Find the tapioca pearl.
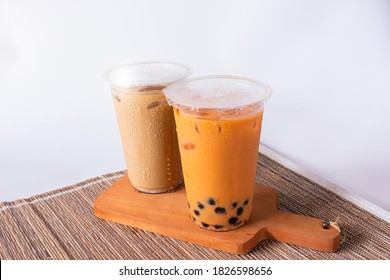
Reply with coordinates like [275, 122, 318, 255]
[215, 207, 226, 215]
[214, 225, 224, 230]
[201, 222, 209, 228]
[208, 198, 216, 205]
[236, 207, 244, 216]
[197, 202, 204, 209]
[231, 202, 238, 209]
[228, 217, 238, 225]
[195, 124, 200, 134]
[194, 210, 200, 216]
[199, 111, 209, 117]
[147, 100, 160, 109]
[244, 199, 249, 206]
[181, 142, 196, 150]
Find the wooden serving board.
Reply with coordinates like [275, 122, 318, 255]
[94, 174, 340, 254]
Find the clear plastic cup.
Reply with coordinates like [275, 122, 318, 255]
[104, 62, 192, 193]
[164, 75, 272, 230]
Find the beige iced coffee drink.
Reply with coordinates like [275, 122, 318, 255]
[104, 62, 192, 193]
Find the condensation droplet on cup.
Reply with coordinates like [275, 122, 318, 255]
[141, 168, 151, 179]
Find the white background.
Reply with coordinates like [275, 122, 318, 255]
[1, 0, 389, 211]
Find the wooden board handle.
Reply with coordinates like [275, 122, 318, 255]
[266, 210, 340, 252]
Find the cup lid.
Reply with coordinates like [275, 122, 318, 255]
[163, 75, 272, 110]
[103, 61, 192, 90]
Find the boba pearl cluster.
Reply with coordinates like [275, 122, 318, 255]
[188, 197, 250, 231]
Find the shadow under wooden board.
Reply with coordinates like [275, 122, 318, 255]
[94, 174, 340, 254]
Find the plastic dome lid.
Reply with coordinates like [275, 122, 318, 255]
[103, 61, 192, 90]
[163, 75, 272, 110]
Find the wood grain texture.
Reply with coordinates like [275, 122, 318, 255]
[94, 174, 340, 254]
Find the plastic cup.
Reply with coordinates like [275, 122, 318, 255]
[104, 62, 192, 193]
[164, 75, 272, 231]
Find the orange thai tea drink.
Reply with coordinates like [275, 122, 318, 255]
[164, 76, 272, 231]
[104, 62, 192, 193]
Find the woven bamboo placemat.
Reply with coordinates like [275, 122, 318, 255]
[1, 153, 389, 260]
